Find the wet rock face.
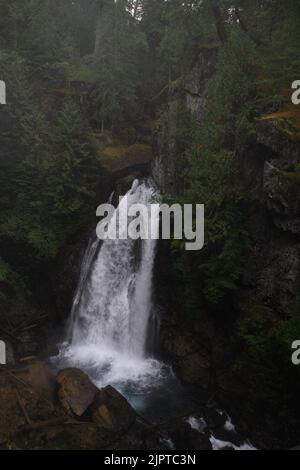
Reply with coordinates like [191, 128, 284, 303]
[56, 368, 98, 417]
[91, 386, 136, 433]
[183, 48, 219, 122]
[52, 236, 89, 322]
[160, 327, 211, 386]
[0, 364, 166, 450]
[257, 119, 300, 169]
[262, 163, 300, 219]
[170, 421, 212, 450]
[152, 99, 185, 195]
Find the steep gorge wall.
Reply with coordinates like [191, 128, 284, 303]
[152, 47, 219, 194]
[152, 46, 300, 319]
[152, 47, 300, 448]
[242, 120, 300, 315]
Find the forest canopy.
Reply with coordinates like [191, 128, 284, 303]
[0, 0, 299, 310]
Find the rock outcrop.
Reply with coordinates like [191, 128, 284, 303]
[241, 117, 300, 315]
[56, 368, 98, 417]
[160, 326, 211, 386]
[152, 47, 219, 194]
[170, 421, 212, 450]
[91, 385, 136, 433]
[151, 45, 300, 449]
[98, 143, 153, 178]
[183, 46, 219, 122]
[0, 364, 164, 450]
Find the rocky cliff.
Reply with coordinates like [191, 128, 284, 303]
[152, 46, 300, 449]
[152, 44, 300, 319]
[242, 118, 300, 315]
[152, 46, 219, 194]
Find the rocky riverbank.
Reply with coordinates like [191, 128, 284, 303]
[0, 360, 162, 450]
[0, 355, 255, 450]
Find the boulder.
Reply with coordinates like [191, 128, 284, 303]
[91, 385, 136, 433]
[170, 421, 212, 450]
[203, 409, 226, 430]
[0, 365, 164, 450]
[56, 368, 98, 417]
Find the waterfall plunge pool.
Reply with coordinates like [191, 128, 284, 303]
[55, 340, 205, 423]
[52, 178, 255, 449]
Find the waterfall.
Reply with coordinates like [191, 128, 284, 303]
[66, 191, 115, 343]
[67, 234, 100, 343]
[58, 178, 166, 390]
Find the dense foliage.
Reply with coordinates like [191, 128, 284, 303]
[164, 1, 300, 310]
[0, 0, 299, 449]
[0, 1, 299, 325]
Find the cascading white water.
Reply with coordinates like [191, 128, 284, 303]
[67, 234, 100, 343]
[58, 178, 167, 390]
[55, 178, 253, 437]
[71, 178, 159, 355]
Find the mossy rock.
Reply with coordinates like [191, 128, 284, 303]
[170, 79, 183, 94]
[260, 106, 300, 141]
[97, 143, 153, 175]
[280, 171, 300, 186]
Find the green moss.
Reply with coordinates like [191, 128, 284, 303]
[66, 65, 97, 84]
[234, 291, 278, 358]
[97, 143, 153, 173]
[97, 145, 130, 160]
[260, 106, 300, 141]
[143, 119, 158, 131]
[281, 171, 300, 185]
[125, 143, 153, 159]
[170, 79, 183, 93]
